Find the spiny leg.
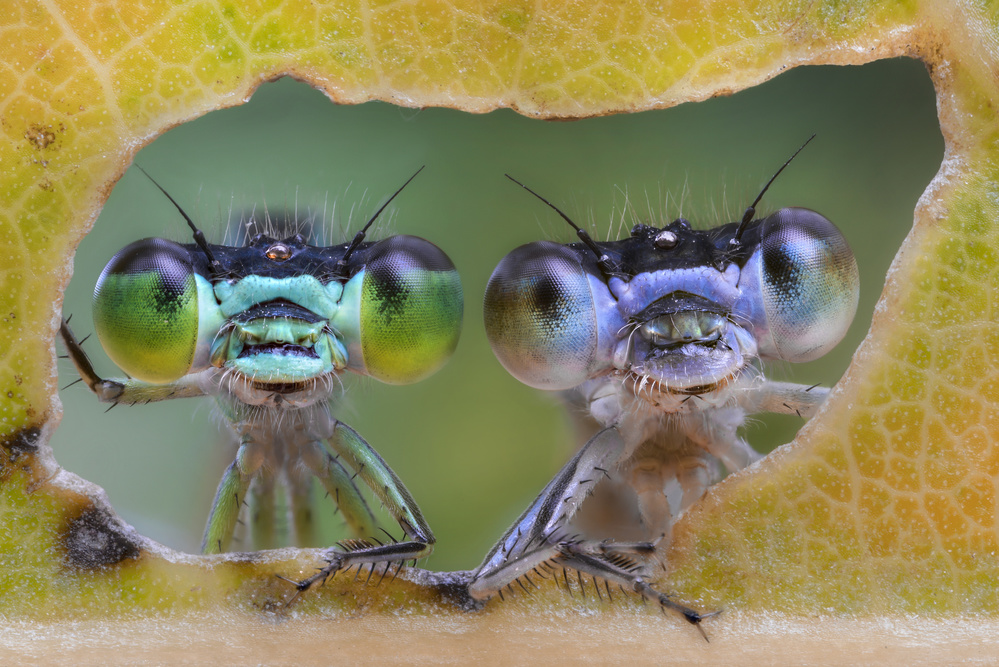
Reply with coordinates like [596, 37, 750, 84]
[469, 426, 628, 601]
[327, 422, 434, 553]
[469, 542, 563, 600]
[467, 425, 713, 636]
[300, 439, 378, 541]
[280, 441, 381, 595]
[592, 539, 660, 557]
[745, 380, 829, 419]
[686, 381, 830, 475]
[553, 547, 715, 640]
[202, 439, 265, 554]
[288, 423, 434, 593]
[471, 532, 713, 639]
[59, 319, 206, 404]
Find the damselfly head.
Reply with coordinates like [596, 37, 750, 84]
[485, 144, 858, 395]
[91, 167, 462, 393]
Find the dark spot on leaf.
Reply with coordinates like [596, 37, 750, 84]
[0, 425, 40, 464]
[409, 568, 480, 610]
[62, 505, 141, 571]
[25, 124, 57, 150]
[222, 549, 270, 565]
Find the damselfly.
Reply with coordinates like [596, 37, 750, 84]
[60, 168, 463, 583]
[469, 140, 859, 633]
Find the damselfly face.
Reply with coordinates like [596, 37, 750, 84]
[94, 231, 462, 398]
[61, 171, 463, 586]
[484, 208, 858, 395]
[469, 150, 859, 633]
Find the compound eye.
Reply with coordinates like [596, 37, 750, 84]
[758, 208, 859, 362]
[354, 235, 463, 385]
[93, 238, 201, 383]
[484, 241, 598, 390]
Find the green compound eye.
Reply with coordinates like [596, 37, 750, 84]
[337, 235, 463, 385]
[93, 238, 203, 384]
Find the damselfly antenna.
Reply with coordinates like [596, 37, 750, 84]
[732, 134, 816, 245]
[335, 166, 425, 276]
[505, 175, 615, 273]
[134, 165, 220, 272]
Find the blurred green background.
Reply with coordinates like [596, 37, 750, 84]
[52, 58, 942, 571]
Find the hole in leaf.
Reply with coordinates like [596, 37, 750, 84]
[53, 58, 942, 571]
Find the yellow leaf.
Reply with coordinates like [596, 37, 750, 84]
[2, 0, 998, 659]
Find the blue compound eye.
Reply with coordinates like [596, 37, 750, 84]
[757, 208, 860, 362]
[483, 241, 600, 390]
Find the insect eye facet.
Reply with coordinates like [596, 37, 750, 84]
[344, 235, 463, 385]
[93, 238, 207, 383]
[483, 241, 600, 390]
[756, 207, 859, 362]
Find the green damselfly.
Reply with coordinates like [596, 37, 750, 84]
[60, 168, 463, 585]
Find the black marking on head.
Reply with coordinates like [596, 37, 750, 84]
[582, 218, 759, 279]
[188, 234, 345, 283]
[541, 137, 818, 284]
[61, 505, 141, 571]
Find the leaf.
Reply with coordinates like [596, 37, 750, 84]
[1, 0, 998, 658]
